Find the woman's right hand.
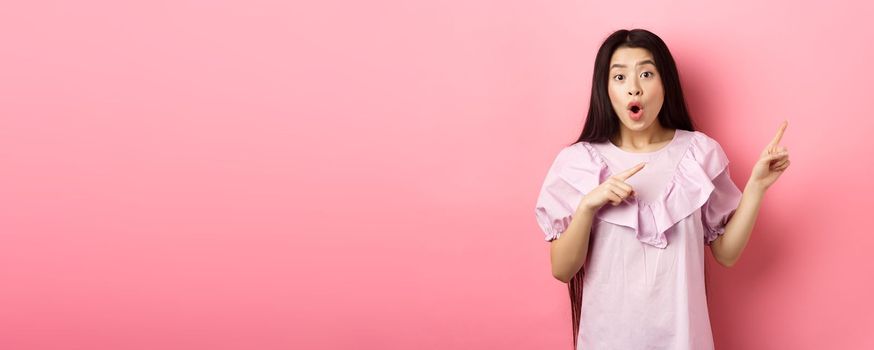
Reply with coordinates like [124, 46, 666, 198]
[578, 162, 646, 211]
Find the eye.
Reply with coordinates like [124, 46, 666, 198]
[613, 74, 624, 81]
[641, 71, 654, 78]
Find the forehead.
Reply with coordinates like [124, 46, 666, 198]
[609, 47, 655, 67]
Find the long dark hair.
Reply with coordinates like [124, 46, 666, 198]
[574, 28, 696, 145]
[567, 29, 706, 349]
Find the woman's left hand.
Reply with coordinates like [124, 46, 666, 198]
[748, 120, 790, 192]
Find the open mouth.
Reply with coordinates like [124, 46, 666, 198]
[627, 101, 643, 120]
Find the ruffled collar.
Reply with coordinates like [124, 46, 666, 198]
[559, 130, 730, 249]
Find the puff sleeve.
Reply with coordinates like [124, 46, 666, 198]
[534, 147, 579, 241]
[534, 144, 603, 242]
[701, 143, 743, 246]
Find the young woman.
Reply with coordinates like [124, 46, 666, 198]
[534, 29, 790, 349]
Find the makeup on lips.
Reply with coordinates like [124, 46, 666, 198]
[627, 101, 643, 121]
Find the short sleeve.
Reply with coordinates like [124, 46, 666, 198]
[534, 148, 582, 242]
[701, 144, 743, 246]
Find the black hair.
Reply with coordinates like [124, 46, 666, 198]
[566, 28, 704, 349]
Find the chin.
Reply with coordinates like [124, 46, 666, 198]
[620, 117, 654, 130]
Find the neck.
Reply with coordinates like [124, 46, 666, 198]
[612, 124, 675, 151]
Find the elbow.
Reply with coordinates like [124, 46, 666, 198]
[549, 238, 584, 283]
[716, 256, 737, 268]
[711, 238, 738, 268]
[552, 269, 571, 283]
[551, 262, 581, 283]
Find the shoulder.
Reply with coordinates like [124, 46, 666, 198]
[544, 141, 605, 178]
[551, 141, 603, 167]
[548, 142, 581, 164]
[688, 130, 730, 156]
[541, 142, 606, 193]
[684, 130, 732, 176]
[689, 130, 722, 148]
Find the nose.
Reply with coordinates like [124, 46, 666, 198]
[627, 78, 642, 96]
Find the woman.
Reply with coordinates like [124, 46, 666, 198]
[534, 28, 790, 349]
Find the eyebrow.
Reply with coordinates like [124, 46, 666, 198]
[610, 59, 656, 70]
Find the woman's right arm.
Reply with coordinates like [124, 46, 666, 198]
[549, 162, 646, 283]
[549, 204, 597, 283]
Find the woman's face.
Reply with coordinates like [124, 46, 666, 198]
[607, 47, 665, 132]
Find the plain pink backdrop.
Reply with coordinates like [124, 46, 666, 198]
[1, 0, 872, 349]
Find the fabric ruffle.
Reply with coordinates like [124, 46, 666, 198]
[546, 131, 735, 248]
[534, 142, 610, 241]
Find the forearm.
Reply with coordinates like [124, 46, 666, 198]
[550, 205, 596, 283]
[713, 182, 767, 267]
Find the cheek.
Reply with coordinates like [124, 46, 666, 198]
[607, 83, 623, 103]
[650, 80, 665, 97]
[644, 82, 664, 102]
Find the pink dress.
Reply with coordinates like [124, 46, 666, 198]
[534, 129, 742, 349]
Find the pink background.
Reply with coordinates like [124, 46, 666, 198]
[1, 0, 872, 349]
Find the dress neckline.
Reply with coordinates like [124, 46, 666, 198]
[583, 129, 691, 206]
[569, 129, 729, 249]
[607, 129, 680, 155]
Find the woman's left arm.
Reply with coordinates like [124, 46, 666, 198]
[711, 121, 790, 267]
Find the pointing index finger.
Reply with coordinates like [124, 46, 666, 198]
[615, 162, 646, 181]
[770, 120, 788, 147]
